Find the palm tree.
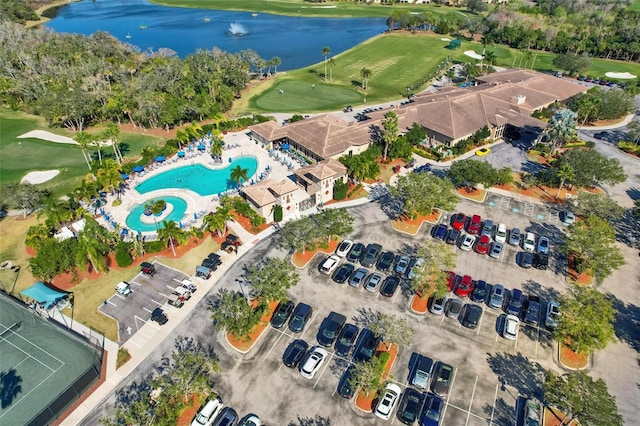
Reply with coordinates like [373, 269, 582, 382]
[321, 46, 331, 82]
[210, 136, 223, 158]
[74, 177, 100, 204]
[546, 109, 578, 159]
[74, 131, 94, 171]
[555, 164, 576, 199]
[102, 122, 123, 164]
[349, 155, 370, 182]
[158, 220, 183, 256]
[97, 159, 122, 197]
[271, 56, 281, 75]
[360, 68, 371, 91]
[328, 58, 335, 82]
[75, 229, 109, 273]
[229, 165, 249, 187]
[381, 111, 399, 161]
[175, 129, 189, 150]
[25, 223, 52, 250]
[483, 50, 498, 67]
[203, 211, 227, 237]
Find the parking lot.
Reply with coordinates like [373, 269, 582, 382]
[99, 262, 190, 342]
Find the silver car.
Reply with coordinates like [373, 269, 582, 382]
[429, 296, 447, 315]
[489, 242, 503, 259]
[460, 234, 475, 251]
[508, 228, 520, 246]
[364, 272, 383, 292]
[349, 268, 368, 288]
[489, 284, 505, 309]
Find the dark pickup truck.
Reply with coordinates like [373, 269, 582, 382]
[524, 296, 541, 324]
[221, 234, 241, 252]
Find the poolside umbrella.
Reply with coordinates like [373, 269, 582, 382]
[133, 165, 144, 172]
[282, 143, 290, 151]
[156, 156, 165, 162]
[228, 157, 232, 163]
[194, 212, 198, 220]
[179, 221, 183, 228]
[198, 143, 205, 151]
[178, 151, 185, 158]
[121, 229, 129, 235]
[121, 173, 128, 180]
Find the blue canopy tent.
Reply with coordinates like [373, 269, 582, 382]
[198, 143, 206, 151]
[281, 143, 290, 151]
[133, 165, 144, 172]
[178, 151, 186, 158]
[156, 156, 165, 162]
[20, 282, 69, 309]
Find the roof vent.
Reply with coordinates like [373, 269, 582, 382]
[512, 94, 526, 105]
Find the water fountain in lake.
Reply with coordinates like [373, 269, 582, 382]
[227, 23, 248, 36]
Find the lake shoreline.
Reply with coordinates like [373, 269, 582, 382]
[25, 0, 73, 28]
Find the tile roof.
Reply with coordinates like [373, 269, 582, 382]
[241, 178, 299, 208]
[295, 158, 347, 182]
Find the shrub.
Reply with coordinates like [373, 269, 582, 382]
[348, 183, 363, 198]
[144, 240, 165, 253]
[116, 348, 131, 369]
[112, 199, 122, 207]
[617, 141, 640, 154]
[532, 143, 550, 156]
[585, 140, 595, 148]
[333, 180, 348, 200]
[114, 242, 133, 267]
[273, 204, 283, 222]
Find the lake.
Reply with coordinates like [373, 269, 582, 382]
[45, 0, 386, 70]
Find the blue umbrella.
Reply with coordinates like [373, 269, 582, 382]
[156, 156, 165, 162]
[133, 165, 144, 172]
[121, 173, 128, 180]
[121, 228, 129, 235]
[177, 151, 185, 158]
[179, 221, 183, 228]
[198, 144, 205, 151]
[194, 212, 198, 220]
[228, 157, 232, 163]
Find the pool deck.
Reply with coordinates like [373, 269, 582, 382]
[97, 130, 301, 237]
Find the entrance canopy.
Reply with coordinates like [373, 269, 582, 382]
[20, 282, 69, 309]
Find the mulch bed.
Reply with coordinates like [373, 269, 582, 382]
[354, 342, 399, 412]
[544, 406, 580, 426]
[565, 254, 594, 286]
[559, 343, 589, 370]
[177, 394, 202, 426]
[456, 187, 487, 202]
[231, 210, 270, 235]
[227, 300, 279, 352]
[410, 294, 428, 314]
[391, 210, 441, 235]
[291, 239, 340, 268]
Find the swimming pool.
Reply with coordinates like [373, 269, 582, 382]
[135, 156, 258, 196]
[125, 196, 187, 232]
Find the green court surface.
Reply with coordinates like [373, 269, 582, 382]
[0, 295, 101, 425]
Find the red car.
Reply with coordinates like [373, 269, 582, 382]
[445, 271, 458, 292]
[451, 213, 466, 231]
[455, 275, 474, 298]
[467, 214, 482, 235]
[475, 235, 491, 254]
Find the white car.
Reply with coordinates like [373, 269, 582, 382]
[460, 234, 476, 251]
[495, 223, 507, 243]
[561, 211, 575, 226]
[238, 414, 262, 426]
[523, 232, 536, 252]
[545, 301, 560, 329]
[407, 258, 425, 279]
[335, 239, 353, 258]
[299, 347, 328, 379]
[191, 397, 223, 426]
[319, 255, 340, 275]
[374, 383, 402, 420]
[503, 314, 520, 340]
[115, 281, 131, 296]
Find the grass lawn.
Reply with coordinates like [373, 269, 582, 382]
[0, 108, 165, 197]
[240, 32, 640, 115]
[152, 0, 463, 18]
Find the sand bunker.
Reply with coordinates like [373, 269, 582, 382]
[21, 170, 60, 184]
[464, 50, 484, 60]
[18, 130, 77, 144]
[441, 37, 452, 42]
[604, 72, 637, 80]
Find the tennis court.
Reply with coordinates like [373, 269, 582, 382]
[0, 295, 102, 425]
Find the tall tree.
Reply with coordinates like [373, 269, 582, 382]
[546, 109, 577, 159]
[102, 122, 123, 164]
[210, 291, 267, 337]
[391, 173, 458, 219]
[321, 46, 331, 82]
[553, 149, 626, 188]
[554, 163, 575, 199]
[157, 220, 184, 256]
[245, 257, 299, 302]
[74, 131, 95, 171]
[544, 370, 622, 426]
[229, 165, 249, 187]
[317, 208, 354, 240]
[569, 191, 625, 221]
[381, 111, 399, 161]
[369, 312, 416, 351]
[410, 240, 456, 299]
[360, 68, 371, 91]
[328, 58, 335, 82]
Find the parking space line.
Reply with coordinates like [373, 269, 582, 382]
[127, 339, 142, 348]
[476, 310, 484, 336]
[523, 203, 534, 216]
[299, 313, 318, 339]
[106, 300, 117, 306]
[129, 280, 142, 286]
[157, 292, 169, 298]
[535, 327, 540, 357]
[142, 307, 153, 314]
[391, 289, 401, 304]
[441, 367, 456, 422]
[465, 376, 478, 426]
[114, 294, 127, 300]
[150, 298, 164, 306]
[489, 383, 499, 426]
[261, 329, 285, 363]
[314, 353, 334, 388]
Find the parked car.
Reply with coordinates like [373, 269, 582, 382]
[455, 275, 474, 298]
[151, 307, 168, 325]
[467, 214, 482, 234]
[374, 383, 402, 420]
[481, 219, 494, 237]
[460, 234, 476, 251]
[411, 354, 434, 389]
[503, 314, 520, 340]
[407, 258, 424, 279]
[445, 298, 463, 319]
[288, 303, 313, 333]
[523, 232, 536, 252]
[335, 323, 359, 356]
[489, 284, 505, 309]
[140, 261, 156, 276]
[545, 301, 561, 329]
[420, 394, 444, 426]
[451, 212, 466, 230]
[299, 346, 329, 379]
[519, 252, 534, 269]
[533, 253, 549, 270]
[524, 296, 541, 324]
[495, 223, 507, 243]
[445, 228, 461, 245]
[475, 235, 491, 254]
[508, 228, 521, 246]
[429, 296, 447, 315]
[524, 399, 541, 426]
[282, 339, 309, 368]
[270, 300, 294, 329]
[431, 362, 454, 397]
[115, 281, 131, 296]
[317, 312, 346, 347]
[377, 251, 396, 272]
[168, 293, 184, 308]
[361, 243, 383, 267]
[319, 255, 340, 275]
[212, 407, 238, 426]
[489, 242, 503, 259]
[364, 272, 383, 292]
[349, 268, 368, 288]
[332, 263, 355, 284]
[395, 255, 411, 275]
[354, 329, 381, 362]
[561, 211, 575, 226]
[506, 289, 524, 316]
[335, 239, 353, 257]
[433, 224, 448, 240]
[347, 243, 365, 263]
[462, 304, 483, 329]
[537, 236, 550, 254]
[191, 397, 223, 426]
[446, 271, 458, 292]
[380, 276, 401, 297]
[337, 365, 357, 399]
[238, 414, 261, 426]
[471, 280, 487, 303]
[397, 388, 425, 425]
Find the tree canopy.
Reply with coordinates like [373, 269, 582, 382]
[410, 240, 456, 299]
[210, 291, 267, 338]
[245, 257, 299, 303]
[278, 209, 354, 253]
[369, 312, 415, 350]
[552, 149, 626, 188]
[569, 191, 625, 221]
[448, 159, 512, 188]
[554, 286, 617, 355]
[391, 172, 458, 220]
[544, 370, 622, 426]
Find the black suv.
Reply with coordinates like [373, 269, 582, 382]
[533, 253, 549, 270]
[346, 243, 365, 263]
[270, 300, 294, 329]
[283, 339, 308, 368]
[141, 261, 156, 276]
[361, 243, 382, 268]
[150, 307, 168, 325]
[288, 303, 313, 333]
[354, 329, 381, 362]
[317, 312, 346, 347]
[376, 251, 395, 272]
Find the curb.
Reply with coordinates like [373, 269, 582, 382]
[390, 210, 442, 236]
[554, 341, 592, 371]
[456, 188, 487, 204]
[225, 323, 271, 355]
[408, 294, 428, 316]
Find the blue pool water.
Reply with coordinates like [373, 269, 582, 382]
[126, 196, 187, 232]
[135, 156, 258, 196]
